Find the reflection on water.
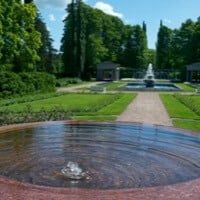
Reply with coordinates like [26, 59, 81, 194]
[0, 123, 200, 189]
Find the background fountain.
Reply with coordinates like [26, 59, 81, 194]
[143, 63, 155, 87]
[119, 63, 181, 91]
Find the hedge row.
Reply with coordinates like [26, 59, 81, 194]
[0, 72, 56, 98]
[0, 106, 72, 126]
[56, 78, 82, 87]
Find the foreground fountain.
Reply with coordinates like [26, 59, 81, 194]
[0, 121, 200, 199]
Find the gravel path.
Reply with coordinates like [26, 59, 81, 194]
[117, 92, 172, 126]
[57, 82, 102, 92]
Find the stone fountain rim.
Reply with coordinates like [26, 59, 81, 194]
[0, 120, 199, 138]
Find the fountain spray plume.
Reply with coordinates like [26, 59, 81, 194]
[143, 63, 155, 87]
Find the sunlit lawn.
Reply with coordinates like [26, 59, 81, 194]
[0, 93, 136, 121]
[160, 94, 200, 131]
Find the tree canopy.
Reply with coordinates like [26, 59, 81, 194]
[61, 0, 149, 80]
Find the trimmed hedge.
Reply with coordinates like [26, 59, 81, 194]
[0, 72, 56, 98]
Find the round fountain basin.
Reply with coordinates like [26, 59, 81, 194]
[0, 122, 200, 190]
[119, 82, 181, 91]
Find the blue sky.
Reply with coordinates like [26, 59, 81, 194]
[35, 0, 200, 51]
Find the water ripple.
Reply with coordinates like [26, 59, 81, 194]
[0, 122, 200, 189]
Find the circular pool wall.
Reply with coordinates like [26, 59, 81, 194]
[0, 122, 200, 190]
[118, 82, 181, 91]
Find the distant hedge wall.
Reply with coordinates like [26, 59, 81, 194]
[0, 72, 56, 98]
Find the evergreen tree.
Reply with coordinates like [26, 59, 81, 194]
[156, 21, 173, 69]
[122, 24, 148, 69]
[193, 17, 200, 62]
[61, 0, 77, 77]
[76, 0, 86, 78]
[35, 12, 55, 73]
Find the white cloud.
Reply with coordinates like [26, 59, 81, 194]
[94, 2, 123, 19]
[48, 14, 56, 22]
[35, 0, 71, 9]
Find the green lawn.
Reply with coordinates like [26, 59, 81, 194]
[0, 93, 136, 124]
[176, 83, 196, 92]
[160, 94, 200, 131]
[0, 93, 120, 112]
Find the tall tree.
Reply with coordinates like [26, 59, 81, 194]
[76, 0, 86, 78]
[156, 20, 173, 69]
[192, 17, 200, 62]
[61, 0, 77, 77]
[0, 2, 4, 60]
[169, 19, 196, 80]
[122, 24, 148, 69]
[35, 12, 55, 73]
[0, 0, 41, 72]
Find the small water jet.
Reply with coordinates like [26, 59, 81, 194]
[61, 161, 87, 180]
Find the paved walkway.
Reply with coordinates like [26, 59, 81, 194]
[57, 82, 102, 92]
[57, 82, 172, 126]
[117, 92, 172, 126]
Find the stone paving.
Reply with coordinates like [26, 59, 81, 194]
[117, 92, 173, 126]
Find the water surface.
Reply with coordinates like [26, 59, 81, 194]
[0, 122, 200, 189]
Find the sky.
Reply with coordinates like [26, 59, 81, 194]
[34, 0, 200, 51]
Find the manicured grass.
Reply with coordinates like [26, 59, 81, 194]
[176, 83, 196, 92]
[173, 119, 200, 132]
[160, 94, 200, 119]
[190, 95, 200, 104]
[74, 115, 117, 121]
[0, 93, 121, 112]
[0, 93, 136, 123]
[160, 94, 200, 131]
[105, 81, 125, 91]
[98, 93, 136, 115]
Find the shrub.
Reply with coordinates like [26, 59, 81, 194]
[0, 72, 56, 99]
[0, 72, 26, 98]
[56, 78, 82, 87]
[22, 72, 56, 93]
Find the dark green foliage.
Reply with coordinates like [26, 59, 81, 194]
[0, 0, 41, 72]
[0, 72, 56, 98]
[156, 21, 173, 69]
[0, 106, 72, 126]
[25, 72, 56, 92]
[61, 1, 148, 79]
[35, 12, 57, 73]
[56, 78, 82, 87]
[0, 72, 26, 97]
[156, 18, 200, 81]
[117, 24, 148, 69]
